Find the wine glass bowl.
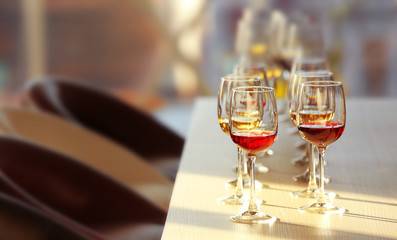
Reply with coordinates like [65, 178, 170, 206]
[228, 86, 278, 224]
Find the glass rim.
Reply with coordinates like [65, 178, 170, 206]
[221, 75, 261, 81]
[301, 80, 342, 87]
[232, 86, 274, 93]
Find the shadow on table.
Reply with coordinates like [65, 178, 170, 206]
[261, 185, 397, 208]
[335, 196, 397, 208]
[261, 202, 397, 224]
[166, 207, 397, 239]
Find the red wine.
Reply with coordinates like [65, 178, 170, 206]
[298, 122, 345, 148]
[231, 130, 276, 154]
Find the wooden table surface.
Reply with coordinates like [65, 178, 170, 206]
[161, 97, 397, 240]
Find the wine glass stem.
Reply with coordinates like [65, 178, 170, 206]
[248, 154, 258, 212]
[308, 144, 317, 190]
[317, 147, 326, 204]
[235, 147, 245, 197]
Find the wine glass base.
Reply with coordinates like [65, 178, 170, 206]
[299, 202, 345, 215]
[291, 189, 336, 199]
[229, 210, 277, 224]
[218, 194, 249, 205]
[292, 170, 330, 184]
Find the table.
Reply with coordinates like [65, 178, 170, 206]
[161, 97, 397, 240]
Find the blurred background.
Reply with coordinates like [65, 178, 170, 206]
[0, 0, 396, 136]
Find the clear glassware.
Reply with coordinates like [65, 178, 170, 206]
[290, 71, 334, 197]
[217, 75, 264, 204]
[287, 57, 330, 166]
[234, 63, 275, 159]
[297, 81, 346, 214]
[229, 86, 278, 224]
[233, 62, 270, 87]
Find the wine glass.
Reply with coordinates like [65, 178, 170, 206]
[289, 57, 329, 88]
[290, 71, 332, 184]
[222, 74, 268, 188]
[217, 75, 264, 204]
[287, 57, 330, 166]
[229, 86, 278, 224]
[288, 57, 329, 131]
[234, 62, 270, 87]
[297, 81, 346, 214]
[290, 71, 334, 198]
[234, 63, 275, 158]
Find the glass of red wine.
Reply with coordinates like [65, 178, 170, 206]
[217, 75, 264, 205]
[297, 81, 346, 214]
[290, 71, 334, 198]
[287, 57, 330, 166]
[229, 86, 278, 224]
[233, 62, 275, 159]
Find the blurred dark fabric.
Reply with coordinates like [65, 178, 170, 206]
[0, 192, 93, 240]
[25, 77, 184, 180]
[0, 136, 166, 240]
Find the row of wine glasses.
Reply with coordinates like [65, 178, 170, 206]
[217, 70, 347, 223]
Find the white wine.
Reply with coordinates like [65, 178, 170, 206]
[231, 116, 262, 130]
[218, 118, 230, 135]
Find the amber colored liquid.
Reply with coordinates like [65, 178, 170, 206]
[275, 78, 288, 99]
[219, 115, 262, 135]
[250, 43, 267, 55]
[258, 72, 266, 81]
[291, 110, 334, 127]
[290, 111, 297, 126]
[266, 67, 286, 99]
[266, 68, 282, 80]
[299, 109, 335, 123]
[234, 109, 260, 117]
[218, 118, 230, 135]
[231, 117, 262, 130]
[231, 130, 276, 154]
[242, 68, 266, 81]
[298, 122, 344, 148]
